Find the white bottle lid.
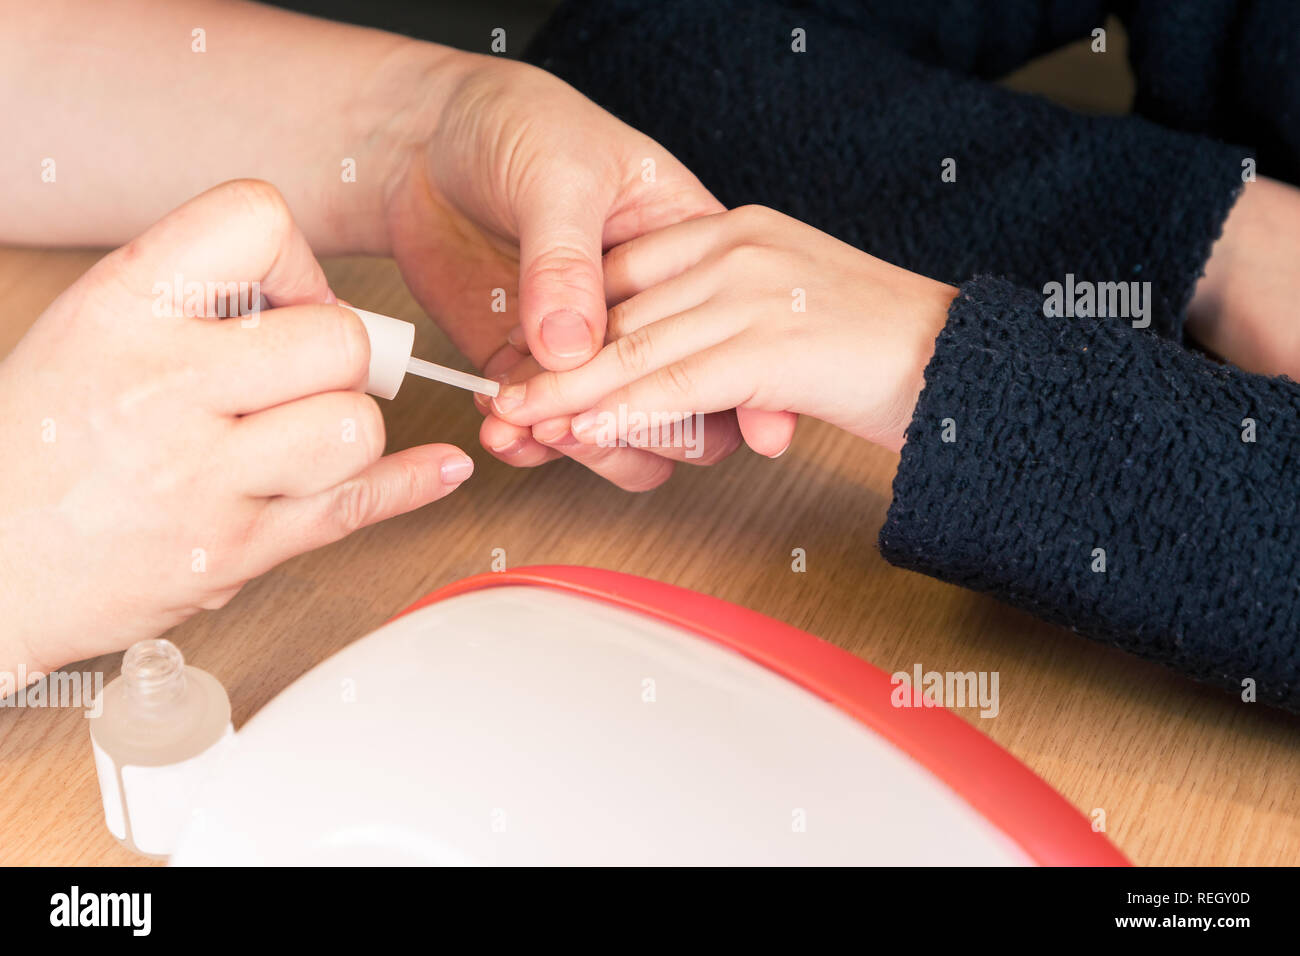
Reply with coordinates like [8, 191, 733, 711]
[349, 307, 415, 400]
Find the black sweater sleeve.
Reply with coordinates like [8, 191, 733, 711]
[527, 0, 1300, 710]
[881, 276, 1300, 712]
[1120, 0, 1300, 182]
[681, 0, 1300, 181]
[855, 0, 1300, 181]
[526, 0, 1245, 342]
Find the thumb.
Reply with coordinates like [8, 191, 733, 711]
[105, 179, 335, 310]
[738, 408, 798, 458]
[517, 189, 609, 370]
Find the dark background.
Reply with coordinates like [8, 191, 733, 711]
[263, 0, 1135, 115]
[266, 0, 562, 56]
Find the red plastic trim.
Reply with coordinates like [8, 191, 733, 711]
[393, 565, 1130, 866]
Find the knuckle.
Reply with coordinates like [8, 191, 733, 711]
[523, 248, 595, 296]
[730, 204, 776, 232]
[114, 236, 148, 271]
[606, 299, 633, 340]
[331, 477, 376, 535]
[529, 370, 570, 412]
[96, 238, 151, 296]
[716, 240, 766, 273]
[389, 455, 430, 504]
[223, 179, 292, 232]
[613, 325, 655, 377]
[655, 360, 695, 400]
[198, 585, 243, 611]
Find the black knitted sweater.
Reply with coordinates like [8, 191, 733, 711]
[526, 0, 1300, 711]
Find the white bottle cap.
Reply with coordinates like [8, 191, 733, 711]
[348, 307, 415, 400]
[343, 306, 501, 400]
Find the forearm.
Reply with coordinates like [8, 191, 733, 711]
[882, 276, 1300, 712]
[0, 0, 467, 255]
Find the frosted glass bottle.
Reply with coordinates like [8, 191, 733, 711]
[88, 639, 232, 858]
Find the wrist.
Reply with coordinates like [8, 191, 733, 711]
[1185, 176, 1300, 376]
[877, 273, 956, 452]
[317, 40, 474, 257]
[1185, 180, 1252, 357]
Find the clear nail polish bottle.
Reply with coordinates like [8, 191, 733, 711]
[88, 639, 232, 858]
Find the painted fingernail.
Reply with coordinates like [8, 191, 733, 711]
[539, 309, 592, 358]
[492, 383, 526, 415]
[439, 454, 475, 485]
[571, 410, 600, 439]
[506, 325, 529, 351]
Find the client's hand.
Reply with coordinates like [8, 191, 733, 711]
[384, 53, 769, 490]
[488, 205, 957, 460]
[1189, 175, 1300, 377]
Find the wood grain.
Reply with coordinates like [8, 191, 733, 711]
[1, 249, 1296, 866]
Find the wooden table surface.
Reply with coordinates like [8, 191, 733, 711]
[2, 247, 1297, 867]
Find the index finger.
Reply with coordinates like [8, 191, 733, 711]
[190, 303, 370, 415]
[492, 302, 732, 426]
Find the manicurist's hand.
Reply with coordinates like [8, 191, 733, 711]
[2, 0, 765, 492]
[0, 181, 472, 682]
[383, 53, 789, 487]
[489, 206, 958, 457]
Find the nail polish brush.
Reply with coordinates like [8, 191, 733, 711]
[347, 307, 500, 400]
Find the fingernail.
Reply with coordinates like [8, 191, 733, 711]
[488, 437, 528, 456]
[539, 309, 593, 358]
[534, 421, 575, 445]
[506, 325, 528, 351]
[768, 439, 793, 459]
[492, 383, 526, 416]
[477, 373, 512, 412]
[439, 454, 474, 485]
[571, 410, 600, 439]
